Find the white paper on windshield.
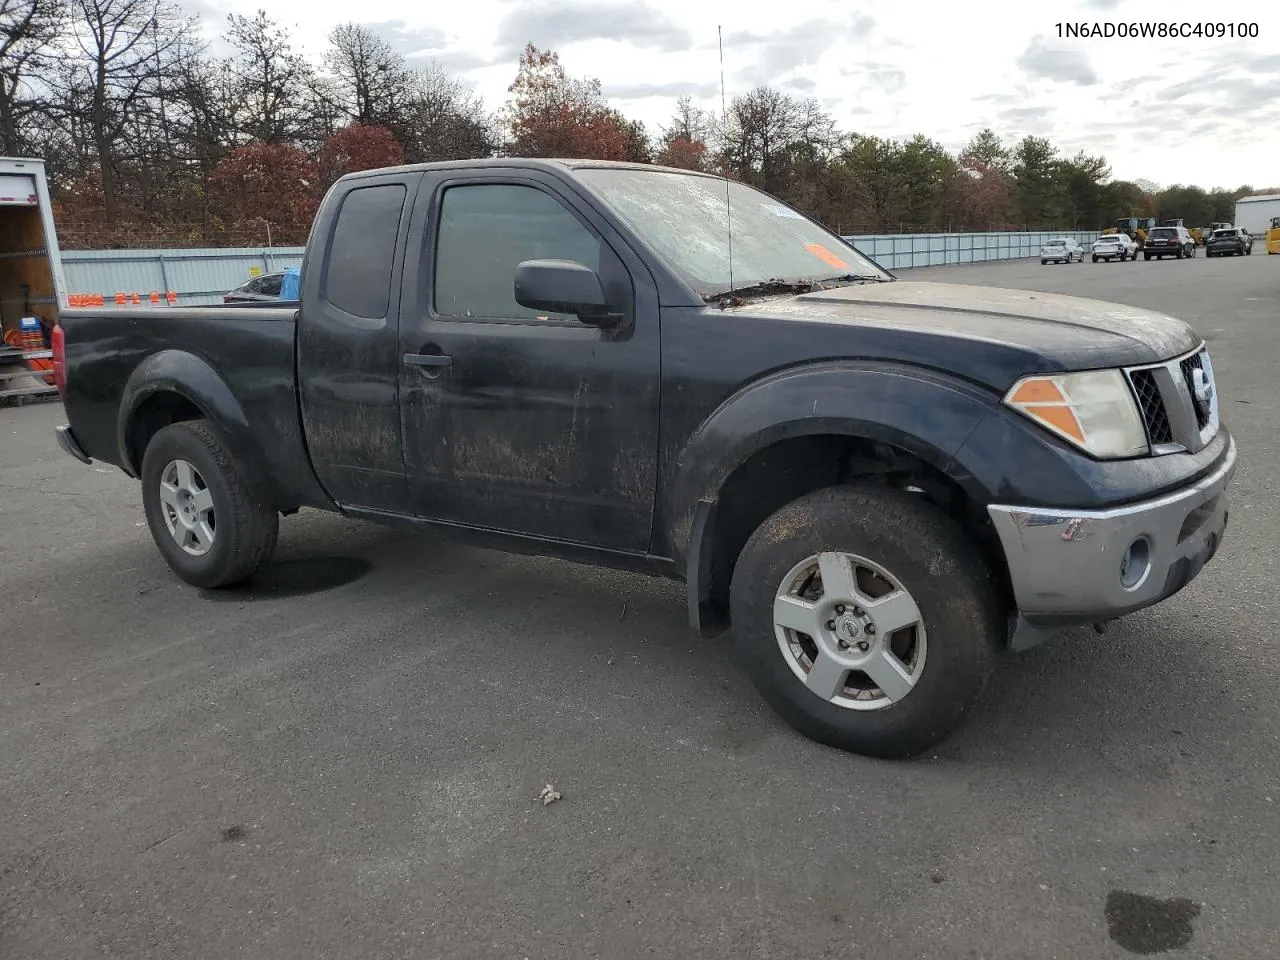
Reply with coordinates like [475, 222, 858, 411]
[761, 203, 805, 220]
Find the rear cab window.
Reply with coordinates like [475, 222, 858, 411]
[323, 183, 408, 319]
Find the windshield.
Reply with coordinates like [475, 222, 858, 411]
[1211, 230, 1234, 238]
[574, 167, 890, 296]
[1148, 228, 1177, 238]
[1045, 240, 1066, 246]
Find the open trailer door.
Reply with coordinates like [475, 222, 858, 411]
[0, 157, 67, 401]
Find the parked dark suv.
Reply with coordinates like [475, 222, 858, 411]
[1206, 227, 1253, 257]
[1143, 226, 1196, 260]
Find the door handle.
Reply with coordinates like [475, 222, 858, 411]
[403, 352, 452, 368]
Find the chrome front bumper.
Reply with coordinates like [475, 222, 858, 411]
[987, 435, 1237, 650]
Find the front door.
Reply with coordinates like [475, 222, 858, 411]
[397, 170, 661, 553]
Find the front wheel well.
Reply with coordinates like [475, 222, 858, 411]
[125, 391, 206, 473]
[697, 434, 1012, 633]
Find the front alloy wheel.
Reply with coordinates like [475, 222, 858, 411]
[728, 484, 1003, 759]
[773, 552, 926, 709]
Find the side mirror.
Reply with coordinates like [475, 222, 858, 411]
[514, 259, 617, 325]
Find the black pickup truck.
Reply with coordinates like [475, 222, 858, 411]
[52, 159, 1237, 759]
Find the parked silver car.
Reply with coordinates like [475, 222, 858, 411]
[1091, 234, 1139, 262]
[1040, 238, 1083, 264]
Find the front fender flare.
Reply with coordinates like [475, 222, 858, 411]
[667, 362, 1001, 630]
[116, 350, 271, 491]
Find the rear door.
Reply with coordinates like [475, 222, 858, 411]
[297, 172, 422, 512]
[396, 168, 661, 552]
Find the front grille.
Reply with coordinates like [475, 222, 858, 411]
[1180, 351, 1210, 428]
[1129, 369, 1173, 445]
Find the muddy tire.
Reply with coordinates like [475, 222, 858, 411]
[729, 484, 1004, 759]
[141, 419, 279, 589]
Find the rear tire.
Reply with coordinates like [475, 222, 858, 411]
[728, 484, 1004, 760]
[141, 419, 279, 589]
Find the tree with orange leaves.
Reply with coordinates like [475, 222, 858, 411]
[503, 44, 634, 161]
[318, 123, 404, 190]
[207, 141, 320, 244]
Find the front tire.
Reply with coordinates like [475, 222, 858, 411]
[141, 419, 279, 589]
[728, 485, 1003, 760]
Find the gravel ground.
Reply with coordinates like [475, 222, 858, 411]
[1, 251, 1277, 959]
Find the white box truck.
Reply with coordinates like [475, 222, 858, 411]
[0, 156, 67, 400]
[1233, 194, 1280, 240]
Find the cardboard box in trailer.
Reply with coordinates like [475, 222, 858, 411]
[1233, 194, 1280, 239]
[0, 156, 67, 400]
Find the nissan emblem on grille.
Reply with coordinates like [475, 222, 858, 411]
[1192, 366, 1214, 415]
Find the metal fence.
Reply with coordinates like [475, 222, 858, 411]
[61, 230, 1100, 304]
[845, 231, 1100, 271]
[62, 247, 306, 306]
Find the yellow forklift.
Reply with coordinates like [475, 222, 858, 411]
[1102, 217, 1157, 246]
[1162, 218, 1207, 246]
[1268, 216, 1280, 255]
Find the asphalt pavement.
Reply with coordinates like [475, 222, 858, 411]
[2, 251, 1277, 959]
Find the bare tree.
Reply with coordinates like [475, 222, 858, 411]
[716, 86, 838, 198]
[323, 22, 412, 130]
[659, 96, 712, 147]
[53, 0, 197, 217]
[0, 0, 66, 154]
[400, 62, 495, 162]
[225, 10, 319, 145]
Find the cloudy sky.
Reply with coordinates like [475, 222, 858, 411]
[194, 0, 1278, 190]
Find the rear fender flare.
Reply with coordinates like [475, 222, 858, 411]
[116, 350, 272, 495]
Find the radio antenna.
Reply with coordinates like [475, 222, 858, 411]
[718, 25, 735, 300]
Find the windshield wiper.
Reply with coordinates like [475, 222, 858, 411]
[808, 273, 891, 287]
[704, 274, 889, 307]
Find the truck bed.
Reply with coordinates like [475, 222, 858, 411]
[59, 304, 331, 511]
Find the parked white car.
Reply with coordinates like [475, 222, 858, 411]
[1092, 233, 1139, 262]
[1040, 238, 1083, 264]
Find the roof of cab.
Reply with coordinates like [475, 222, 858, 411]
[336, 156, 726, 182]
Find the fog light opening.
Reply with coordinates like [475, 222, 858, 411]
[1119, 536, 1152, 591]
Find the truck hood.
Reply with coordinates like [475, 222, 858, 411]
[748, 280, 1201, 381]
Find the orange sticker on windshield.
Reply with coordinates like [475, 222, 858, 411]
[805, 243, 850, 270]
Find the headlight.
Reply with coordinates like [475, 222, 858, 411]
[1003, 369, 1149, 459]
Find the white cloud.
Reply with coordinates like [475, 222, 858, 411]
[195, 0, 1279, 189]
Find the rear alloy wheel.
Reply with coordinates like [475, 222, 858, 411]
[729, 485, 1003, 759]
[141, 419, 279, 588]
[158, 458, 216, 557]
